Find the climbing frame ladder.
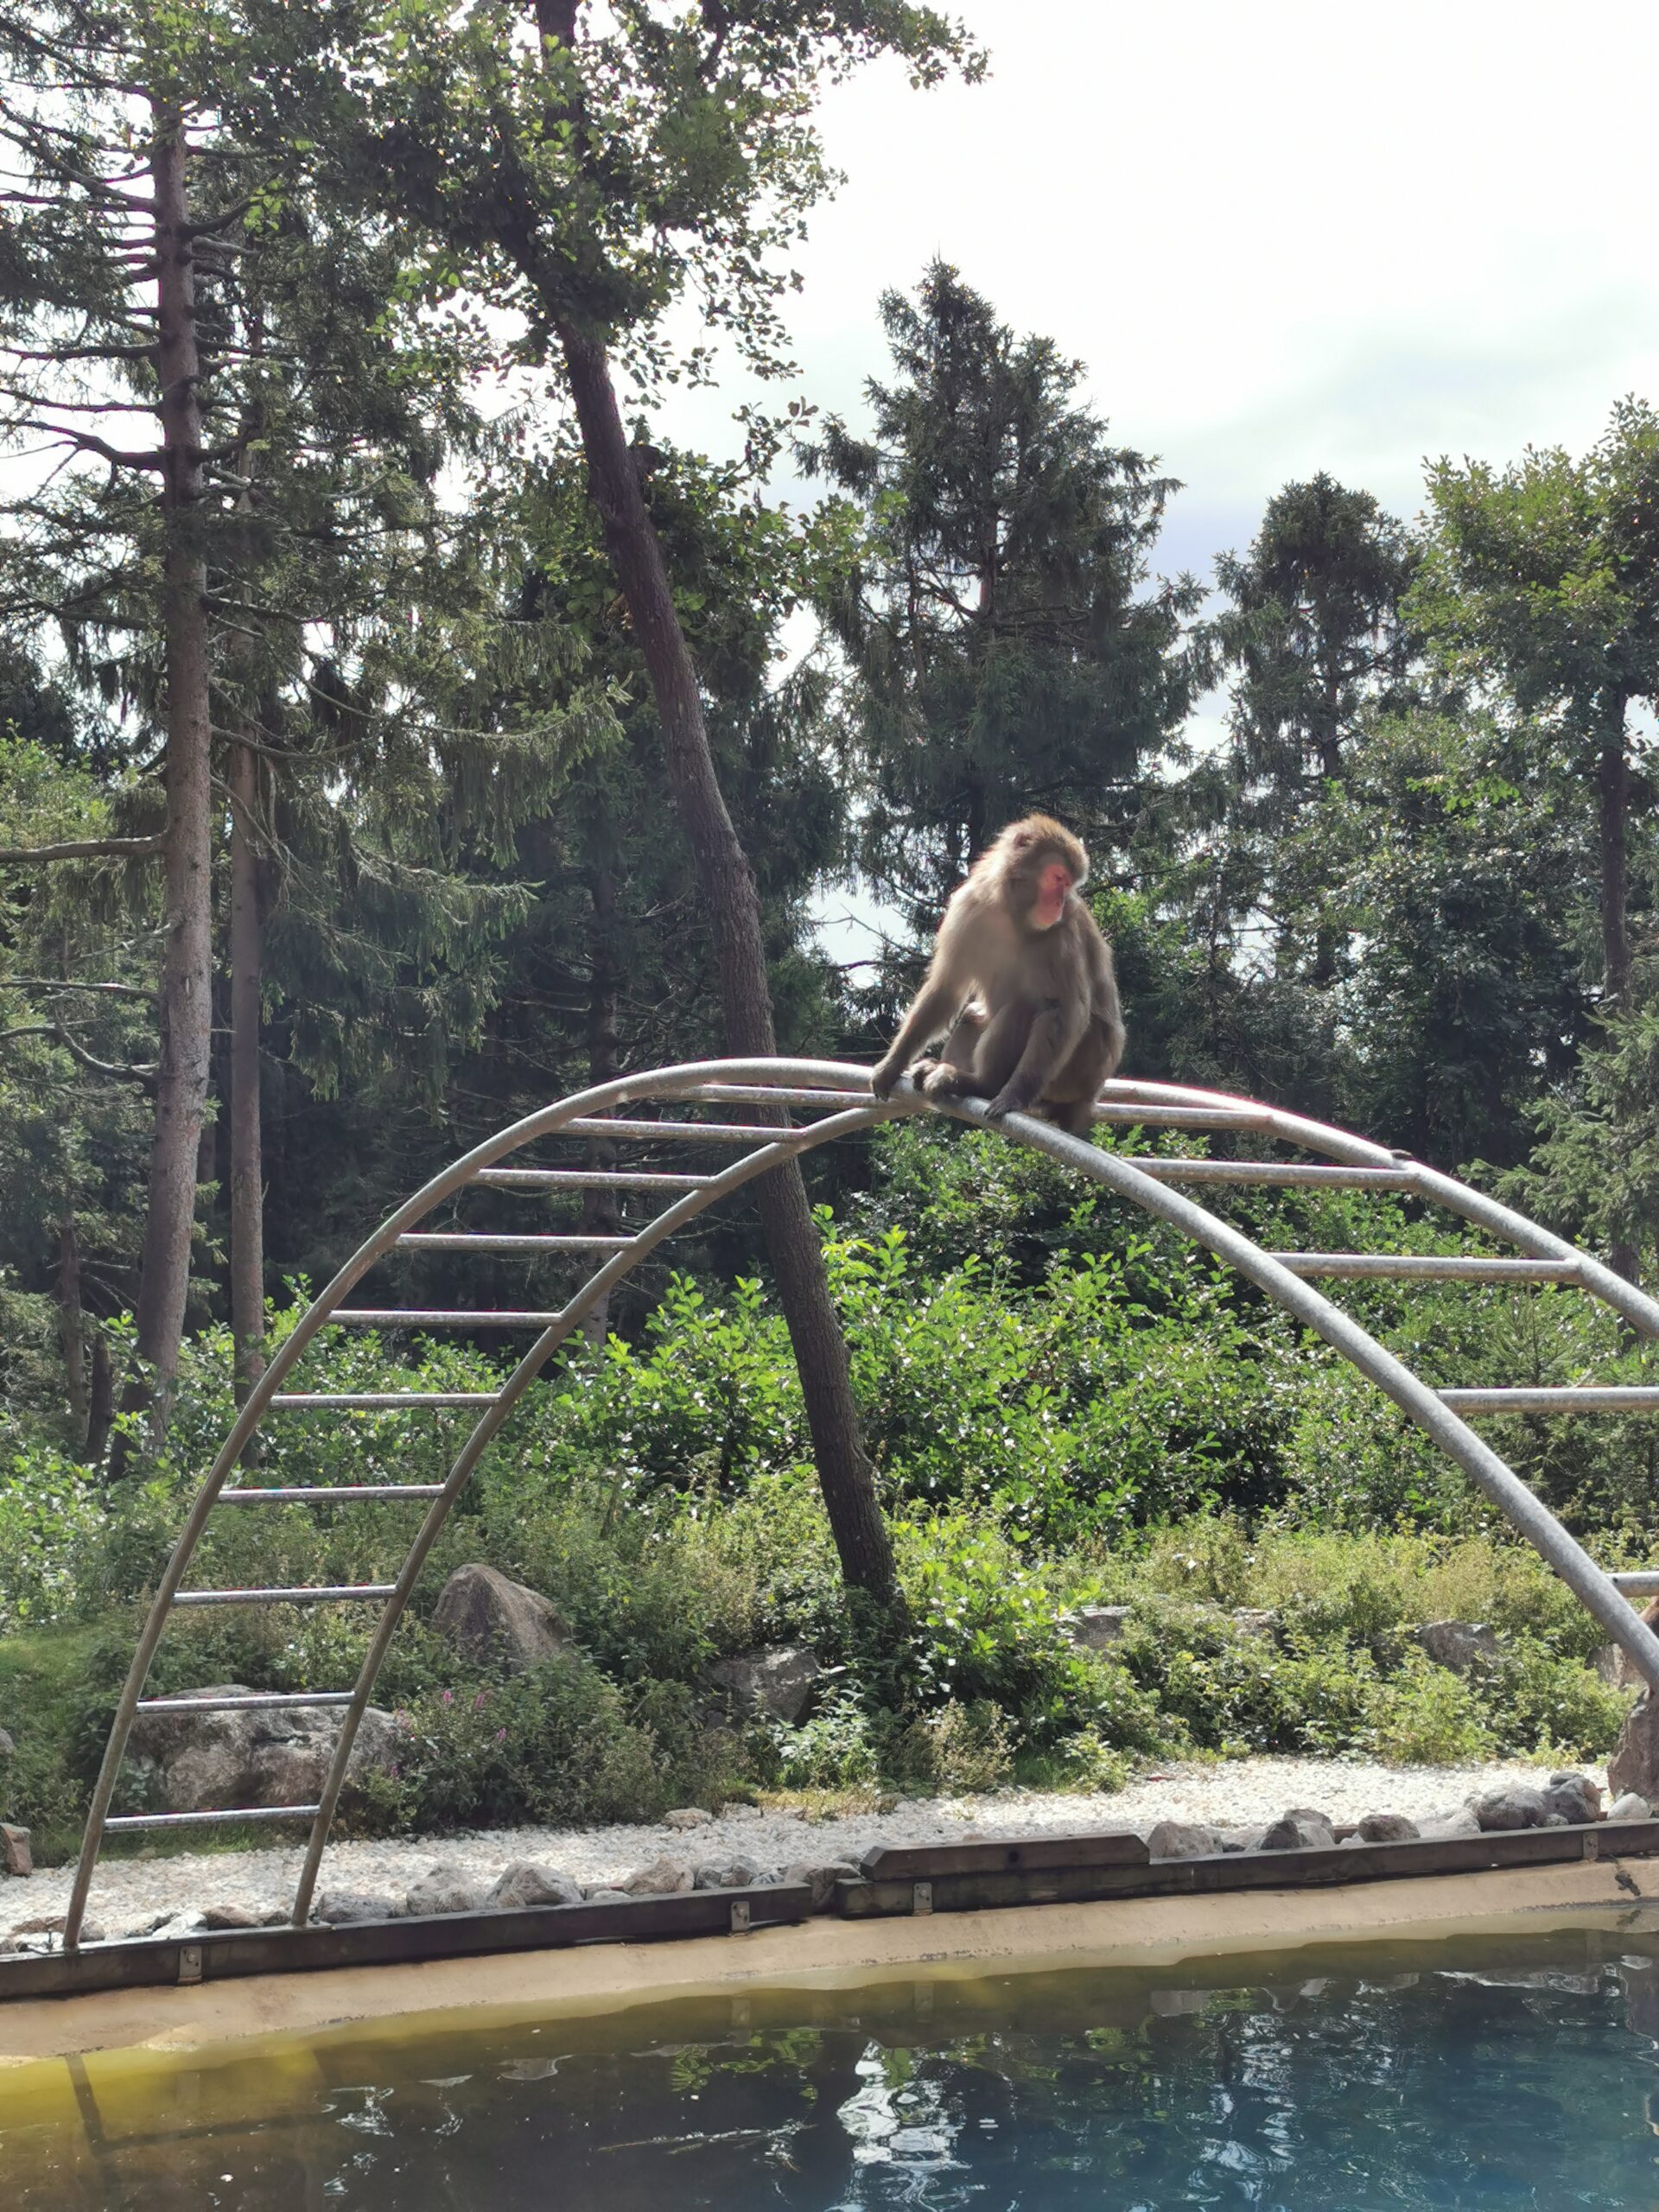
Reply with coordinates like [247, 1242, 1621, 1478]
[60, 1060, 1659, 1948]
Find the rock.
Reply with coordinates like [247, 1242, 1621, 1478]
[8, 1914, 104, 1944]
[1257, 1808, 1337, 1852]
[1610, 1697, 1659, 1803]
[705, 1645, 823, 1726]
[1541, 1770, 1602, 1826]
[430, 1564, 569, 1675]
[487, 1861, 583, 1911]
[1217, 1825, 1266, 1853]
[1414, 1620, 1500, 1673]
[622, 1856, 694, 1897]
[585, 1888, 632, 1904]
[0, 1726, 14, 1758]
[1469, 1784, 1548, 1832]
[404, 1868, 484, 1917]
[1420, 1806, 1483, 1840]
[1351, 1811, 1420, 1844]
[664, 1808, 713, 1832]
[315, 1891, 401, 1925]
[1229, 1610, 1279, 1643]
[1595, 1642, 1643, 1691]
[1147, 1819, 1223, 1860]
[1543, 1813, 1568, 1827]
[1069, 1605, 1132, 1652]
[124, 1688, 398, 1814]
[200, 1902, 276, 1930]
[1609, 1791, 1652, 1821]
[783, 1859, 861, 1912]
[2, 1823, 32, 1877]
[692, 1856, 765, 1890]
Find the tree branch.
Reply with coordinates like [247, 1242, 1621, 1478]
[0, 833, 164, 863]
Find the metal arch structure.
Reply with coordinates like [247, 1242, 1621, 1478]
[61, 1060, 1659, 1948]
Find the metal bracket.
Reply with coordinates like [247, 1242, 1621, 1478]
[729, 1898, 751, 1933]
[177, 1943, 202, 1985]
[912, 1881, 933, 1916]
[1584, 1832, 1601, 1862]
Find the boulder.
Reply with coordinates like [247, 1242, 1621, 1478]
[693, 1857, 765, 1890]
[585, 1888, 632, 1904]
[1420, 1806, 1483, 1840]
[200, 1903, 277, 1931]
[664, 1807, 713, 1832]
[1350, 1811, 1420, 1844]
[1147, 1820, 1224, 1860]
[2, 1822, 31, 1877]
[1609, 1791, 1652, 1821]
[430, 1565, 569, 1675]
[1229, 1610, 1279, 1643]
[1069, 1606, 1132, 1652]
[125, 1688, 398, 1813]
[0, 1726, 14, 1758]
[487, 1861, 582, 1912]
[1257, 1808, 1337, 1853]
[622, 1856, 694, 1897]
[315, 1891, 401, 1925]
[783, 1859, 861, 1912]
[705, 1645, 823, 1726]
[1541, 1770, 1602, 1826]
[1468, 1784, 1548, 1832]
[1414, 1621, 1499, 1673]
[1611, 1697, 1659, 1804]
[1217, 1825, 1265, 1853]
[8, 1914, 104, 1944]
[404, 1868, 484, 1917]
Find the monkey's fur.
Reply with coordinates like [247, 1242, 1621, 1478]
[869, 815, 1125, 1136]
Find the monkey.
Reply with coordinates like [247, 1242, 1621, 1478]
[868, 814, 1125, 1138]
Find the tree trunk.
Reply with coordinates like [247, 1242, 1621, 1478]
[556, 320, 899, 1605]
[1598, 717, 1631, 1007]
[581, 863, 620, 1351]
[85, 1332, 114, 1471]
[229, 734, 265, 1398]
[57, 1205, 89, 1451]
[111, 106, 214, 1469]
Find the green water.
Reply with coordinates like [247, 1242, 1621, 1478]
[9, 1929, 1659, 2208]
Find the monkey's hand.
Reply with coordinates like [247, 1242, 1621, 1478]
[984, 1086, 1032, 1122]
[868, 1052, 905, 1101]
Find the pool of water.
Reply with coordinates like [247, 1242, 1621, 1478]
[8, 1926, 1659, 2208]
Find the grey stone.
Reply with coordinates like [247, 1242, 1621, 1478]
[622, 1855, 694, 1897]
[1069, 1605, 1132, 1652]
[125, 1689, 398, 1814]
[1469, 1784, 1548, 1832]
[0, 1726, 14, 1758]
[1414, 1620, 1499, 1673]
[405, 1868, 484, 1917]
[488, 1861, 583, 1911]
[1352, 1811, 1420, 1844]
[1611, 1697, 1659, 1803]
[783, 1859, 861, 1912]
[705, 1645, 823, 1726]
[430, 1564, 569, 1675]
[664, 1807, 713, 1831]
[1420, 1806, 1483, 1840]
[585, 1888, 632, 1904]
[1147, 1819, 1224, 1860]
[1594, 1643, 1643, 1691]
[1257, 1808, 1337, 1853]
[1542, 1813, 1569, 1827]
[1608, 1790, 1652, 1821]
[2, 1822, 31, 1877]
[315, 1891, 401, 1925]
[692, 1855, 765, 1891]
[1217, 1825, 1266, 1853]
[1541, 1770, 1602, 1826]
[200, 1902, 277, 1930]
[7, 1913, 104, 1944]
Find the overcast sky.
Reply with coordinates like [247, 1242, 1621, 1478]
[667, 0, 1659, 607]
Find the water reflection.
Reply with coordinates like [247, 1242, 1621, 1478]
[8, 1929, 1659, 2209]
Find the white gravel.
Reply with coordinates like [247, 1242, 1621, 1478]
[3, 1756, 1602, 1940]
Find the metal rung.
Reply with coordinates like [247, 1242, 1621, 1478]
[328, 1311, 562, 1329]
[136, 1692, 354, 1713]
[1128, 1161, 1418, 1188]
[1271, 1254, 1580, 1281]
[394, 1233, 633, 1253]
[269, 1393, 497, 1409]
[682, 1084, 871, 1109]
[105, 1805, 322, 1832]
[1091, 1103, 1262, 1130]
[219, 1484, 446, 1503]
[172, 1584, 397, 1607]
[1612, 1573, 1659, 1597]
[551, 1118, 804, 1142]
[474, 1169, 711, 1191]
[1440, 1388, 1659, 1414]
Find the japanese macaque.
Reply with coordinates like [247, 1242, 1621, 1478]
[869, 814, 1125, 1138]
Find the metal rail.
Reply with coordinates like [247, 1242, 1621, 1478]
[60, 1060, 1659, 1949]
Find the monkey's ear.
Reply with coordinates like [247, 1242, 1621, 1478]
[1008, 828, 1033, 850]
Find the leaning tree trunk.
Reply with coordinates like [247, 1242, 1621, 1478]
[111, 105, 215, 1467]
[228, 733, 265, 1398]
[56, 1205, 89, 1452]
[580, 862, 621, 1351]
[556, 321, 899, 1605]
[1598, 705, 1639, 1283]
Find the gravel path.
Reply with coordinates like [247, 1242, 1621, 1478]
[4, 1756, 1599, 1940]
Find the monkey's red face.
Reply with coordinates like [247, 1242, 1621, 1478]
[1031, 859, 1073, 930]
